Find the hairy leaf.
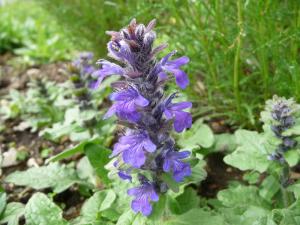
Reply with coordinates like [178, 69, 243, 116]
[5, 163, 79, 193]
[0, 202, 24, 225]
[178, 120, 214, 150]
[24, 193, 68, 225]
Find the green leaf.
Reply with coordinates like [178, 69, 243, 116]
[0, 192, 6, 216]
[167, 196, 181, 215]
[161, 173, 180, 193]
[24, 193, 68, 225]
[46, 137, 102, 163]
[259, 175, 280, 203]
[0, 202, 24, 225]
[271, 200, 300, 225]
[77, 190, 116, 223]
[243, 171, 260, 184]
[164, 208, 225, 225]
[219, 205, 273, 225]
[5, 163, 79, 193]
[84, 143, 111, 185]
[69, 130, 91, 142]
[284, 150, 299, 167]
[41, 123, 78, 141]
[116, 210, 147, 225]
[282, 125, 300, 136]
[184, 157, 207, 186]
[224, 130, 269, 173]
[178, 120, 214, 150]
[76, 156, 98, 187]
[149, 195, 166, 221]
[287, 181, 300, 199]
[175, 188, 200, 214]
[217, 185, 270, 209]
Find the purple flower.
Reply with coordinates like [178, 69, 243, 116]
[72, 52, 96, 76]
[111, 131, 156, 168]
[159, 51, 189, 89]
[90, 60, 124, 89]
[107, 40, 133, 65]
[163, 150, 191, 182]
[118, 171, 132, 182]
[104, 87, 149, 122]
[164, 101, 192, 133]
[94, 19, 193, 216]
[127, 182, 159, 216]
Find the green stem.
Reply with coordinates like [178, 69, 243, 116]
[280, 162, 293, 207]
[233, 0, 243, 118]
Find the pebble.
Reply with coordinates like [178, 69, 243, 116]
[27, 158, 39, 168]
[1, 148, 18, 167]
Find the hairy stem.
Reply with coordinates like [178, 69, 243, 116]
[280, 162, 293, 207]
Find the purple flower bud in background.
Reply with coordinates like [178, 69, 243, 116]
[264, 96, 298, 162]
[94, 19, 192, 216]
[72, 52, 95, 77]
[70, 52, 96, 109]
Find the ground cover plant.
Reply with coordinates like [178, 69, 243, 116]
[1, 1, 300, 225]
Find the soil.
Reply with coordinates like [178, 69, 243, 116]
[199, 152, 244, 198]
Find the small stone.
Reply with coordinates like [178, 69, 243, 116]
[27, 158, 39, 168]
[13, 121, 31, 131]
[2, 148, 18, 167]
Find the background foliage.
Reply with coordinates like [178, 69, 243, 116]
[34, 0, 300, 128]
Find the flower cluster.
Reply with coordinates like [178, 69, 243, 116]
[263, 96, 298, 163]
[93, 19, 192, 216]
[68, 52, 96, 109]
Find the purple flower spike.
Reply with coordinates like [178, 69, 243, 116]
[91, 60, 124, 89]
[163, 150, 191, 182]
[127, 182, 159, 216]
[160, 51, 190, 89]
[164, 101, 192, 133]
[95, 19, 193, 216]
[104, 87, 149, 122]
[72, 52, 96, 77]
[111, 131, 156, 168]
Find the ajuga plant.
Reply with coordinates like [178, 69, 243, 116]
[92, 19, 192, 216]
[225, 95, 300, 208]
[67, 52, 99, 135]
[260, 96, 300, 206]
[68, 52, 95, 110]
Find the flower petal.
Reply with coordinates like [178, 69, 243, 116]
[173, 111, 192, 132]
[122, 147, 146, 168]
[143, 138, 156, 153]
[170, 102, 192, 111]
[135, 94, 149, 107]
[167, 56, 189, 67]
[172, 69, 189, 89]
[103, 104, 117, 119]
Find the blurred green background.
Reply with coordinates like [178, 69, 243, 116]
[1, 0, 299, 128]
